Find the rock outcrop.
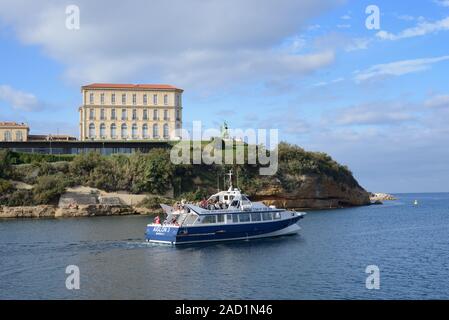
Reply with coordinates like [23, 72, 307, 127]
[55, 204, 137, 217]
[0, 205, 56, 218]
[370, 193, 397, 201]
[252, 174, 370, 209]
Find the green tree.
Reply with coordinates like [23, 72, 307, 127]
[32, 174, 68, 205]
[140, 149, 173, 194]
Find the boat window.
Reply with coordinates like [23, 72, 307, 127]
[230, 200, 239, 207]
[229, 196, 234, 201]
[226, 214, 233, 223]
[262, 212, 273, 221]
[239, 213, 250, 223]
[250, 212, 261, 222]
[202, 215, 217, 224]
[224, 195, 228, 200]
[232, 214, 239, 223]
[217, 215, 225, 223]
[273, 212, 281, 220]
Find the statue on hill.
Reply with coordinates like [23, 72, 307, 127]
[220, 121, 230, 140]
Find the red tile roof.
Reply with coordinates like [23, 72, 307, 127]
[82, 83, 183, 91]
[0, 121, 29, 127]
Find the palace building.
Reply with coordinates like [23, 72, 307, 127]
[78, 83, 183, 141]
[0, 122, 29, 142]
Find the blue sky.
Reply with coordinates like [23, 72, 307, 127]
[1, 0, 449, 193]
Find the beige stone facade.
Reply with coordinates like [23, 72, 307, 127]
[0, 122, 29, 142]
[78, 83, 183, 141]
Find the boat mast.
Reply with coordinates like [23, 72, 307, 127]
[226, 170, 233, 190]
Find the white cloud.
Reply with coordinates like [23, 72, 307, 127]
[337, 24, 351, 29]
[340, 14, 351, 20]
[376, 16, 449, 41]
[326, 102, 416, 126]
[312, 77, 344, 87]
[425, 95, 449, 108]
[0, 0, 341, 90]
[354, 56, 449, 82]
[345, 38, 371, 51]
[0, 85, 43, 111]
[434, 0, 449, 7]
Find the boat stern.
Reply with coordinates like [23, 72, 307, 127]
[145, 224, 180, 244]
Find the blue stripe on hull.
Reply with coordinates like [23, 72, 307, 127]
[145, 216, 301, 244]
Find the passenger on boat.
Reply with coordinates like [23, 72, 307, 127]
[154, 216, 161, 224]
[200, 198, 208, 209]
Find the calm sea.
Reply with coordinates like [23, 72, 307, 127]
[1, 193, 448, 299]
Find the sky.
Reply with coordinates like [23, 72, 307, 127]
[0, 0, 449, 193]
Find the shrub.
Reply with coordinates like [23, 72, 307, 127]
[0, 149, 12, 178]
[0, 190, 35, 206]
[137, 196, 173, 210]
[0, 179, 13, 194]
[32, 174, 69, 205]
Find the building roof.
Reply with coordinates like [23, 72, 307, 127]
[82, 83, 183, 91]
[28, 134, 77, 141]
[0, 121, 29, 128]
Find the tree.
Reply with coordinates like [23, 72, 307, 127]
[32, 174, 68, 205]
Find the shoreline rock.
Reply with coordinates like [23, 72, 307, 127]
[0, 205, 157, 219]
[370, 192, 397, 202]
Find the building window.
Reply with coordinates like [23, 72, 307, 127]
[163, 123, 169, 138]
[100, 93, 105, 105]
[111, 108, 116, 120]
[176, 109, 180, 121]
[153, 109, 158, 120]
[121, 109, 127, 120]
[132, 109, 137, 120]
[89, 108, 95, 120]
[164, 94, 168, 105]
[122, 94, 126, 104]
[132, 94, 136, 105]
[121, 124, 128, 139]
[89, 123, 95, 139]
[164, 109, 169, 121]
[89, 93, 94, 104]
[111, 124, 117, 138]
[153, 94, 158, 105]
[142, 124, 148, 138]
[100, 123, 106, 138]
[143, 109, 148, 120]
[143, 94, 147, 105]
[4, 131, 12, 141]
[16, 131, 23, 141]
[100, 108, 105, 120]
[111, 93, 116, 105]
[153, 123, 159, 138]
[132, 124, 138, 139]
[176, 94, 181, 106]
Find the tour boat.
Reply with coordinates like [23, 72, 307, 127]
[145, 171, 306, 245]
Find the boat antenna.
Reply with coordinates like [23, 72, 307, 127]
[227, 170, 233, 190]
[236, 168, 239, 188]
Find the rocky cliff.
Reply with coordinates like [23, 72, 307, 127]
[251, 174, 370, 209]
